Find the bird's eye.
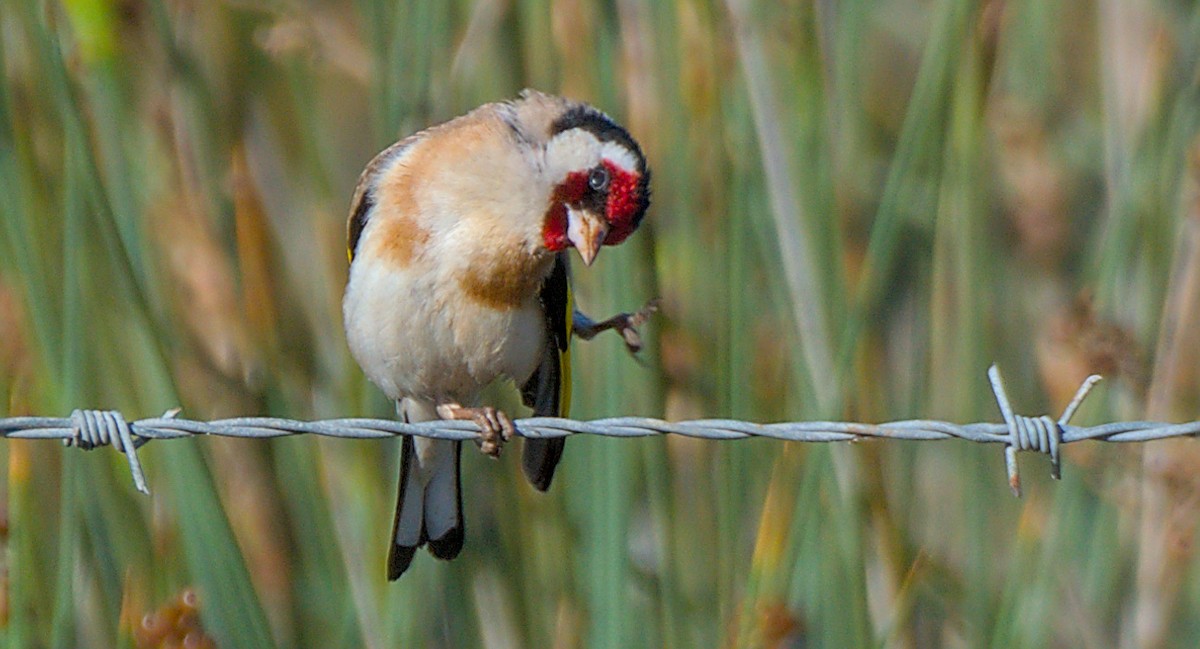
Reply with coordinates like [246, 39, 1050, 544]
[588, 166, 609, 192]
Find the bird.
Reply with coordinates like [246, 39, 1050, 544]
[342, 89, 652, 580]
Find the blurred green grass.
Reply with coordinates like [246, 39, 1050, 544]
[2, 0, 1200, 647]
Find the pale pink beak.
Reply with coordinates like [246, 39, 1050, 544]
[567, 208, 608, 266]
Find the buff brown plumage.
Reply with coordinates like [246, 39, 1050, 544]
[343, 90, 651, 579]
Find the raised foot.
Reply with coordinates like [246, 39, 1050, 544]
[572, 298, 660, 353]
[436, 403, 515, 457]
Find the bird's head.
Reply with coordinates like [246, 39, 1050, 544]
[539, 105, 650, 265]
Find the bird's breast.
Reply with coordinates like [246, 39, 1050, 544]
[343, 252, 549, 403]
[456, 242, 551, 311]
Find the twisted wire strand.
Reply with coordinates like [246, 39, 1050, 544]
[3, 366, 1197, 496]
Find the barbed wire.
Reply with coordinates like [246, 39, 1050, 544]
[2, 366, 1197, 497]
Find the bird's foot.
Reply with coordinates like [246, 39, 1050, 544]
[437, 403, 514, 457]
[572, 298, 660, 353]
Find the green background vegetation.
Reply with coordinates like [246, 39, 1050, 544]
[2, 0, 1200, 647]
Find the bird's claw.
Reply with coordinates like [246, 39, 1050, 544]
[437, 404, 514, 458]
[573, 298, 660, 354]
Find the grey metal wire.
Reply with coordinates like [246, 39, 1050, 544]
[2, 366, 1196, 497]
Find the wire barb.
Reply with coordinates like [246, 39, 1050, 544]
[64, 409, 150, 495]
[988, 365, 1101, 497]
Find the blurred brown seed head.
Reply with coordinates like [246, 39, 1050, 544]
[992, 102, 1071, 266]
[758, 602, 806, 649]
[0, 282, 33, 403]
[149, 194, 259, 387]
[724, 601, 807, 649]
[1036, 292, 1146, 407]
[134, 588, 216, 649]
[255, 10, 370, 84]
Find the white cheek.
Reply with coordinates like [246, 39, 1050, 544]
[545, 130, 601, 177]
[566, 208, 586, 243]
[600, 141, 639, 173]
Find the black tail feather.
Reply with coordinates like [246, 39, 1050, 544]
[522, 438, 565, 491]
[388, 435, 419, 580]
[426, 441, 464, 559]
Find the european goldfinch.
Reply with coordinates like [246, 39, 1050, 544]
[342, 90, 651, 579]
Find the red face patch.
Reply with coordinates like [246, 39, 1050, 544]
[542, 162, 646, 251]
[542, 171, 588, 251]
[542, 203, 569, 251]
[556, 170, 590, 205]
[601, 160, 643, 245]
